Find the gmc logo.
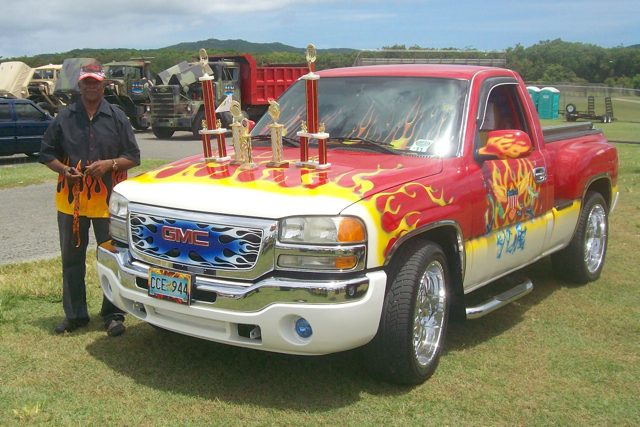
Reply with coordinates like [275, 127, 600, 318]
[162, 226, 209, 247]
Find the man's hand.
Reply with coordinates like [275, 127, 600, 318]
[85, 159, 112, 179]
[64, 166, 84, 185]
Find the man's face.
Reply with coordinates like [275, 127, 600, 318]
[79, 77, 104, 103]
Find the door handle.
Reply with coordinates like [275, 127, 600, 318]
[533, 167, 547, 184]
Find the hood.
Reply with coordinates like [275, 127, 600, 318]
[117, 147, 443, 219]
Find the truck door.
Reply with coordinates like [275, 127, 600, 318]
[0, 102, 17, 155]
[15, 101, 50, 154]
[464, 77, 551, 288]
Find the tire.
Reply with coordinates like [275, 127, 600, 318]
[37, 102, 55, 116]
[192, 110, 205, 139]
[152, 127, 174, 139]
[218, 111, 233, 129]
[566, 104, 576, 114]
[551, 191, 608, 284]
[363, 240, 450, 384]
[131, 116, 149, 131]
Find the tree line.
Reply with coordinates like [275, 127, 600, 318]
[6, 39, 640, 88]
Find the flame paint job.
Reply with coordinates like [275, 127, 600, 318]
[128, 147, 452, 265]
[478, 131, 532, 159]
[484, 159, 541, 232]
[55, 159, 127, 217]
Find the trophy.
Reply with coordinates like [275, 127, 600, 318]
[238, 118, 258, 171]
[266, 100, 289, 168]
[296, 44, 330, 169]
[229, 101, 245, 165]
[198, 48, 229, 163]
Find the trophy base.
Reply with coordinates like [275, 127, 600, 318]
[238, 163, 259, 171]
[266, 161, 289, 168]
[203, 156, 231, 164]
[296, 161, 331, 170]
[230, 159, 245, 165]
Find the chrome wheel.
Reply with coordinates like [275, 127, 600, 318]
[413, 260, 446, 368]
[584, 204, 607, 274]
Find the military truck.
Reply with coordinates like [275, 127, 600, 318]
[103, 59, 154, 130]
[0, 62, 66, 115]
[53, 58, 95, 107]
[0, 61, 33, 99]
[149, 54, 308, 139]
[27, 64, 64, 115]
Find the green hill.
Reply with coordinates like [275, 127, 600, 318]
[164, 38, 355, 54]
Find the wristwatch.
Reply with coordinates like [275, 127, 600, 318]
[112, 159, 118, 172]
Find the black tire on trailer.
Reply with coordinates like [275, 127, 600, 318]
[37, 102, 55, 116]
[363, 240, 450, 385]
[152, 127, 174, 139]
[192, 110, 205, 139]
[566, 104, 576, 114]
[551, 191, 608, 284]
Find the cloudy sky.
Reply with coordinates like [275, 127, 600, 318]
[1, 0, 639, 58]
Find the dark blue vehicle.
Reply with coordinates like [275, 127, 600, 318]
[0, 98, 53, 157]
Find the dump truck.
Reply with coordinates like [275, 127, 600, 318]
[149, 54, 308, 139]
[103, 59, 154, 130]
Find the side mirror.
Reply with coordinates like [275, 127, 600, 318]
[476, 130, 532, 161]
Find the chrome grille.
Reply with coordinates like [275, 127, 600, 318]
[129, 207, 267, 271]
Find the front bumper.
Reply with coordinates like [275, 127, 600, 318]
[97, 241, 386, 355]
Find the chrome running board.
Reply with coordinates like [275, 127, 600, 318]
[465, 275, 533, 320]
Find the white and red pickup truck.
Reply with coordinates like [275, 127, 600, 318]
[97, 64, 618, 384]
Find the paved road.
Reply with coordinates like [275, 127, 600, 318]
[0, 129, 207, 265]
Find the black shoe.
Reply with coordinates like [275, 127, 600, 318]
[106, 320, 126, 337]
[55, 318, 88, 334]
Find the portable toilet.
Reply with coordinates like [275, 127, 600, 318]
[539, 87, 560, 119]
[527, 86, 540, 111]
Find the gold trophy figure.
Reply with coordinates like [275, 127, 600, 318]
[229, 101, 245, 165]
[266, 100, 288, 168]
[238, 118, 258, 171]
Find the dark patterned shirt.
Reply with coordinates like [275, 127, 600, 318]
[39, 99, 140, 217]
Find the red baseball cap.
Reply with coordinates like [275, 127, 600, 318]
[79, 62, 105, 81]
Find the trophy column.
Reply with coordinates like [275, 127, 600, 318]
[197, 48, 229, 163]
[296, 44, 330, 170]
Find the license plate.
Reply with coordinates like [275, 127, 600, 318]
[148, 268, 191, 305]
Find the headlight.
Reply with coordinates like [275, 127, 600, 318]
[279, 216, 365, 245]
[108, 192, 129, 218]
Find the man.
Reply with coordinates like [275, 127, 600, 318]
[39, 60, 140, 337]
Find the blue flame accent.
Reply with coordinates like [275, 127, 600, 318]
[130, 213, 262, 270]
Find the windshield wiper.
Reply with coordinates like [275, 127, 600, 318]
[327, 137, 400, 155]
[251, 134, 300, 147]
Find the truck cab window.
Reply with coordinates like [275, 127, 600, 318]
[479, 84, 531, 147]
[0, 104, 10, 121]
[15, 103, 45, 121]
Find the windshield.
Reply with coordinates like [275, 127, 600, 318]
[252, 76, 468, 157]
[104, 66, 142, 80]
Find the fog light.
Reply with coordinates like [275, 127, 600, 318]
[295, 318, 313, 339]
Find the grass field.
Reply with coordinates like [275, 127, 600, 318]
[1, 114, 639, 425]
[0, 159, 169, 191]
[0, 144, 638, 425]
